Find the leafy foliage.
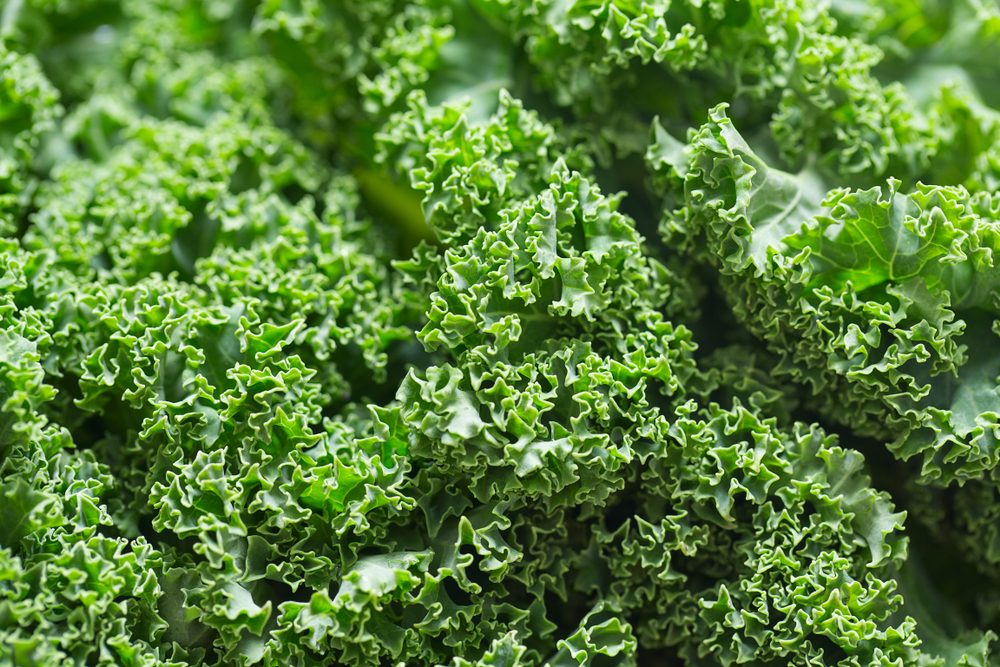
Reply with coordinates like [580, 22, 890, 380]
[1, 0, 1000, 665]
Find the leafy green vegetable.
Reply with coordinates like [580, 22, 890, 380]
[2, 0, 1000, 665]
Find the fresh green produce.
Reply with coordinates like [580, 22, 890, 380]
[2, 0, 999, 665]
